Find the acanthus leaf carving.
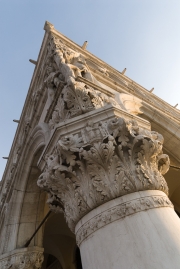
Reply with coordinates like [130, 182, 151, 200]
[38, 117, 170, 232]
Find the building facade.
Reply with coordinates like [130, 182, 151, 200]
[0, 21, 180, 269]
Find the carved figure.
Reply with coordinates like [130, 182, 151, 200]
[47, 35, 100, 87]
[44, 64, 64, 105]
[45, 35, 122, 129]
[71, 53, 95, 82]
[53, 48, 76, 88]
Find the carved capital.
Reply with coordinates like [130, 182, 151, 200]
[38, 117, 170, 231]
[0, 248, 44, 269]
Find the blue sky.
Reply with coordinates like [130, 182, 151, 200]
[1, 1, 180, 178]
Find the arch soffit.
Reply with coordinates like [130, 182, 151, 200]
[0, 124, 48, 253]
[14, 123, 48, 193]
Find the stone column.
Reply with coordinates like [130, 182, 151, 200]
[37, 116, 180, 269]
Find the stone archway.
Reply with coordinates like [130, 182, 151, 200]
[41, 212, 79, 269]
[16, 147, 46, 249]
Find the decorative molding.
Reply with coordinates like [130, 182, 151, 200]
[0, 248, 44, 269]
[97, 66, 109, 77]
[37, 116, 170, 232]
[75, 194, 173, 246]
[89, 64, 180, 123]
[76, 76, 114, 97]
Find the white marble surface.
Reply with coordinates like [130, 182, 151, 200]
[76, 190, 180, 269]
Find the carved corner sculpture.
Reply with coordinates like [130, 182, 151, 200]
[43, 35, 120, 129]
[37, 117, 170, 232]
[37, 31, 170, 242]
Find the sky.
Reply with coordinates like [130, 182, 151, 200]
[0, 0, 180, 178]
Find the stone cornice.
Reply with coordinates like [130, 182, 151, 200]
[43, 22, 180, 122]
[89, 68, 180, 124]
[42, 28, 180, 123]
[76, 76, 114, 97]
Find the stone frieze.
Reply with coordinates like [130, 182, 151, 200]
[75, 192, 173, 246]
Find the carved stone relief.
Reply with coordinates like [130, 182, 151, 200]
[37, 116, 170, 232]
[0, 250, 44, 269]
[46, 35, 96, 83]
[118, 93, 142, 115]
[76, 193, 173, 246]
[43, 35, 121, 129]
[48, 83, 120, 129]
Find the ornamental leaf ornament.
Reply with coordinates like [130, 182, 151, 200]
[37, 117, 170, 231]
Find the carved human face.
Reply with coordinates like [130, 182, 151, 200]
[46, 65, 54, 75]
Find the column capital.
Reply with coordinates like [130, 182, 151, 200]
[37, 116, 170, 232]
[0, 247, 44, 269]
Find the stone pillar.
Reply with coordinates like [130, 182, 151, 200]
[37, 115, 180, 269]
[0, 247, 44, 269]
[76, 190, 180, 269]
